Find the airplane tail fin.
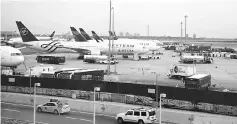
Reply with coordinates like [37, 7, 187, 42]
[91, 31, 103, 42]
[49, 31, 55, 37]
[108, 31, 118, 40]
[113, 31, 118, 40]
[79, 28, 92, 40]
[15, 21, 39, 42]
[70, 27, 87, 42]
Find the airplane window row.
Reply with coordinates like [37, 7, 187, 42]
[11, 53, 22, 56]
[140, 43, 149, 45]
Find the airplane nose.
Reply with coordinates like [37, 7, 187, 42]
[143, 48, 149, 53]
[17, 56, 25, 65]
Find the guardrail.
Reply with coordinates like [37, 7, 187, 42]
[2, 85, 237, 116]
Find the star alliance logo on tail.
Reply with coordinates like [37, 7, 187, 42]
[20, 28, 28, 35]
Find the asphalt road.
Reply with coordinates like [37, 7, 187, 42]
[1, 102, 117, 124]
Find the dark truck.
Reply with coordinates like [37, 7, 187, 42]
[36, 55, 65, 64]
[184, 74, 211, 90]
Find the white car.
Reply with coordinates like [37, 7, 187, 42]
[116, 108, 157, 124]
[99, 59, 116, 64]
[37, 101, 70, 115]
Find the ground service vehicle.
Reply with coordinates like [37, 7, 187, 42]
[37, 100, 70, 114]
[139, 55, 160, 60]
[83, 55, 118, 64]
[184, 74, 211, 90]
[180, 55, 213, 64]
[99, 59, 116, 64]
[167, 65, 196, 79]
[36, 55, 65, 64]
[116, 108, 157, 124]
[230, 54, 237, 59]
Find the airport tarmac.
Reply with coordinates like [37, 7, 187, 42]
[16, 47, 237, 92]
[186, 41, 237, 51]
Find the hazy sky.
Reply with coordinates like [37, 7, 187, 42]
[1, 0, 237, 38]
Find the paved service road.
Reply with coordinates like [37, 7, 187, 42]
[1, 102, 117, 124]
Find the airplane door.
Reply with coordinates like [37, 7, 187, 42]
[1, 51, 7, 65]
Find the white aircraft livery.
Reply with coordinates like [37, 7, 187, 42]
[72, 27, 162, 52]
[5, 31, 55, 46]
[0, 46, 24, 68]
[16, 21, 149, 60]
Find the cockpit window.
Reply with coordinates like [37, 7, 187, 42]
[11, 53, 22, 56]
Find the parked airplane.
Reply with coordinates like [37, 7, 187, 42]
[4, 31, 56, 47]
[16, 21, 149, 60]
[0, 46, 24, 68]
[73, 27, 161, 52]
[73, 27, 151, 59]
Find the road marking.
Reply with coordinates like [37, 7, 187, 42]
[1, 102, 114, 117]
[80, 118, 93, 122]
[1, 101, 116, 118]
[72, 110, 116, 118]
[1, 116, 48, 124]
[1, 102, 33, 107]
[65, 117, 77, 120]
[98, 114, 116, 118]
[3, 109, 20, 112]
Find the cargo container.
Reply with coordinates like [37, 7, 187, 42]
[167, 65, 196, 79]
[56, 69, 104, 81]
[24, 65, 55, 77]
[184, 74, 211, 90]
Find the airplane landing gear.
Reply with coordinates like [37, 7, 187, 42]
[77, 56, 84, 60]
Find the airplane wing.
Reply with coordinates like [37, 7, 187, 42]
[58, 46, 93, 54]
[1, 41, 14, 46]
[17, 47, 26, 50]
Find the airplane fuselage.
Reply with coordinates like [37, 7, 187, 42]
[0, 46, 24, 67]
[82, 39, 161, 52]
[21, 40, 149, 55]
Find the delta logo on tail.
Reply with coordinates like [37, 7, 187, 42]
[79, 28, 92, 40]
[70, 27, 87, 42]
[91, 31, 103, 42]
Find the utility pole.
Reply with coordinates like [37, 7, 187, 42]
[107, 0, 112, 75]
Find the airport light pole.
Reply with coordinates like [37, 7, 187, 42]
[30, 67, 32, 95]
[33, 83, 41, 124]
[148, 25, 149, 36]
[151, 72, 160, 106]
[29, 66, 35, 95]
[181, 22, 183, 42]
[111, 7, 117, 73]
[107, 0, 112, 75]
[184, 15, 188, 45]
[159, 93, 166, 124]
[93, 87, 100, 124]
[180, 22, 183, 55]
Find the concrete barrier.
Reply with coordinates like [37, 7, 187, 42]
[1, 92, 237, 124]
